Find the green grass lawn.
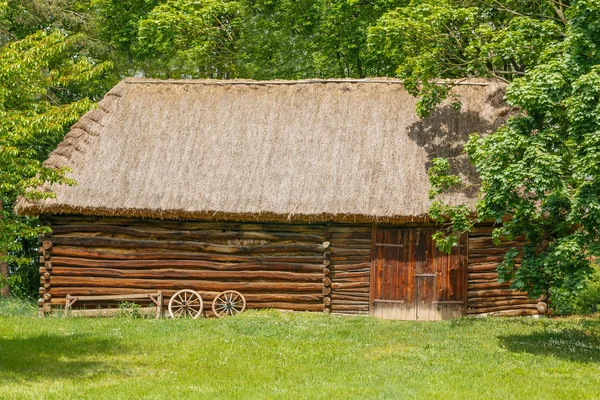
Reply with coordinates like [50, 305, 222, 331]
[1, 300, 599, 399]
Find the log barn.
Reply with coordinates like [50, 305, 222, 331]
[17, 78, 541, 320]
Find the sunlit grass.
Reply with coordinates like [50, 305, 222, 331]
[1, 301, 599, 399]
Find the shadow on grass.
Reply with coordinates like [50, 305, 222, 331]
[0, 333, 128, 381]
[498, 327, 600, 363]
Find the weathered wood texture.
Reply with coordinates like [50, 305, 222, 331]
[328, 225, 371, 315]
[467, 226, 537, 316]
[40, 217, 333, 315]
[371, 228, 467, 321]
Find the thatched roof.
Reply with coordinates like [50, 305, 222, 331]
[17, 78, 511, 223]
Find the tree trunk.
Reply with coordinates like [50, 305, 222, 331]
[0, 200, 9, 297]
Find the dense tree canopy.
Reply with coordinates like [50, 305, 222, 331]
[1, 0, 599, 309]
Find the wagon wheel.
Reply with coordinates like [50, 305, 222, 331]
[212, 290, 246, 317]
[168, 289, 203, 319]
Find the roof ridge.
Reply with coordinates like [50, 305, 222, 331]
[122, 77, 493, 86]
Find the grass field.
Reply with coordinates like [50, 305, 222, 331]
[1, 299, 599, 399]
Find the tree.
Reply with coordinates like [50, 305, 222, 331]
[126, 0, 405, 79]
[135, 0, 242, 78]
[239, 0, 405, 79]
[370, 0, 600, 302]
[0, 6, 112, 296]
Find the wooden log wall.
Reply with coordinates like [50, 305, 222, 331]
[467, 226, 539, 316]
[328, 225, 371, 315]
[38, 217, 341, 315]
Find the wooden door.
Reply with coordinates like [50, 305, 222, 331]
[371, 228, 467, 320]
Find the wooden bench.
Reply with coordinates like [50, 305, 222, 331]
[64, 292, 163, 319]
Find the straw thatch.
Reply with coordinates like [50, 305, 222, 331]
[16, 78, 511, 222]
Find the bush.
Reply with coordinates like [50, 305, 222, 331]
[552, 263, 600, 315]
[0, 297, 37, 317]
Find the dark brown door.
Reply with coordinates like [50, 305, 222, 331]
[371, 228, 467, 320]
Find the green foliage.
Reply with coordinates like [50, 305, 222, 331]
[239, 0, 405, 79]
[137, 0, 241, 78]
[368, 0, 564, 116]
[0, 296, 36, 316]
[112, 0, 405, 79]
[118, 301, 143, 318]
[553, 263, 600, 314]
[0, 4, 112, 296]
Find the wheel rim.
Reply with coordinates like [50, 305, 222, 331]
[168, 289, 203, 319]
[212, 290, 246, 317]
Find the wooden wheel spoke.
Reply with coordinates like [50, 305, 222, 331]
[169, 290, 203, 319]
[212, 291, 246, 318]
[174, 307, 185, 318]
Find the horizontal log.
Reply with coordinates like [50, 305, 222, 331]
[51, 267, 324, 282]
[51, 256, 323, 272]
[468, 295, 531, 303]
[332, 291, 370, 298]
[330, 232, 371, 240]
[468, 299, 537, 308]
[468, 289, 528, 297]
[50, 236, 325, 254]
[332, 286, 370, 293]
[51, 246, 324, 264]
[47, 217, 327, 234]
[329, 225, 371, 234]
[331, 248, 370, 256]
[329, 243, 371, 250]
[331, 304, 369, 311]
[330, 256, 371, 264]
[51, 225, 324, 243]
[332, 281, 369, 290]
[250, 302, 325, 311]
[467, 272, 498, 280]
[330, 263, 371, 271]
[332, 311, 369, 315]
[467, 264, 501, 272]
[331, 300, 369, 306]
[331, 294, 370, 302]
[332, 277, 369, 283]
[468, 282, 512, 291]
[468, 278, 504, 284]
[332, 271, 370, 279]
[490, 309, 539, 317]
[329, 239, 372, 246]
[51, 276, 323, 293]
[467, 304, 539, 314]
